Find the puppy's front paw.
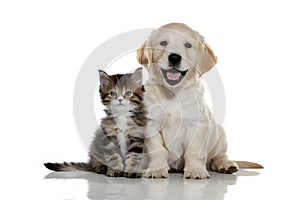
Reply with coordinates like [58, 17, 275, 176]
[183, 168, 210, 179]
[144, 167, 169, 178]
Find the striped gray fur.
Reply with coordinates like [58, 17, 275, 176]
[44, 68, 147, 178]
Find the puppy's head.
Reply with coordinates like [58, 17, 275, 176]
[137, 23, 217, 87]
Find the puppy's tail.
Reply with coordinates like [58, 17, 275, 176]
[44, 162, 93, 172]
[235, 161, 264, 169]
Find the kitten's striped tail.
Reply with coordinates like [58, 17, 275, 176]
[44, 162, 92, 172]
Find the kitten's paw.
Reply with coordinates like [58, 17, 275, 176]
[106, 168, 123, 177]
[124, 172, 142, 178]
[144, 167, 169, 178]
[218, 161, 239, 174]
[183, 168, 210, 179]
[93, 166, 107, 174]
[124, 166, 142, 178]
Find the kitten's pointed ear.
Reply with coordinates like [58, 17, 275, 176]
[131, 68, 143, 86]
[98, 70, 111, 86]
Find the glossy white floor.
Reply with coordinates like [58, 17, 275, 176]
[41, 167, 295, 200]
[43, 170, 247, 200]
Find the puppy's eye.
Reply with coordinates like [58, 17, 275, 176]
[110, 91, 117, 97]
[160, 41, 168, 46]
[185, 42, 192, 48]
[124, 91, 132, 97]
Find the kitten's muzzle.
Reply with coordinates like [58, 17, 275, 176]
[118, 97, 124, 102]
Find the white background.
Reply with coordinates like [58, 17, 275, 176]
[1, 0, 300, 199]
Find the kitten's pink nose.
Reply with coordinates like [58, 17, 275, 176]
[118, 97, 124, 102]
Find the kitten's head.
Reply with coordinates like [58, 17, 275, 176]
[98, 68, 144, 113]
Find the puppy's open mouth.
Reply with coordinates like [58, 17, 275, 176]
[161, 68, 188, 85]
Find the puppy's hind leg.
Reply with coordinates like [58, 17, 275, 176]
[210, 155, 238, 174]
[209, 126, 238, 174]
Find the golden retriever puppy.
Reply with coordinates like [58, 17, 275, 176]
[137, 23, 262, 179]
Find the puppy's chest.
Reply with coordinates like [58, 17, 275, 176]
[147, 92, 203, 122]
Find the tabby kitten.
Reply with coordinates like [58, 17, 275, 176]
[44, 68, 147, 178]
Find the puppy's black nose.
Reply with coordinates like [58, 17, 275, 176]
[168, 53, 182, 66]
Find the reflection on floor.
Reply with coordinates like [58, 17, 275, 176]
[44, 170, 260, 200]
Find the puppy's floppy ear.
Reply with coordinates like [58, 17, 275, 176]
[136, 37, 152, 67]
[197, 36, 218, 76]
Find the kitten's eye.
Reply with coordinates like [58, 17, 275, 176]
[110, 91, 117, 98]
[185, 42, 192, 48]
[124, 91, 132, 97]
[160, 41, 168, 46]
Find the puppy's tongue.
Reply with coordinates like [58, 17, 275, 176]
[167, 72, 181, 80]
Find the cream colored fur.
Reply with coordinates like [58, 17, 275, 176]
[137, 23, 261, 179]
